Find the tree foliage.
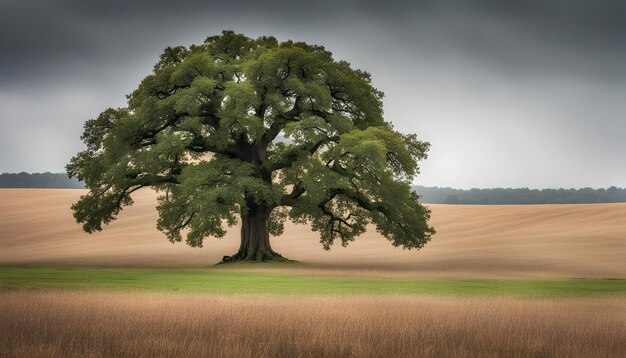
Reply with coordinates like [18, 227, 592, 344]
[414, 185, 626, 205]
[67, 31, 434, 254]
[0, 172, 83, 188]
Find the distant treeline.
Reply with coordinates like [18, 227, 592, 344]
[0, 172, 84, 188]
[413, 185, 626, 204]
[2, 173, 626, 204]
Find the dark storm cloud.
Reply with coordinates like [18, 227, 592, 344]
[2, 0, 622, 83]
[1, 0, 624, 188]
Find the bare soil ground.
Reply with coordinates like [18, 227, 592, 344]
[1, 188, 625, 278]
[1, 291, 624, 358]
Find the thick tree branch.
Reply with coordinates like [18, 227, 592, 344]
[134, 110, 196, 148]
[279, 184, 306, 207]
[260, 95, 302, 148]
[319, 204, 353, 228]
[327, 187, 389, 215]
[267, 135, 339, 172]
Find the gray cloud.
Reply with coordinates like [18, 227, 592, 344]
[1, 0, 624, 188]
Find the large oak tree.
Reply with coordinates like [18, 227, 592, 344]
[67, 31, 435, 262]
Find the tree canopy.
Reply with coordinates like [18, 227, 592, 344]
[67, 31, 434, 261]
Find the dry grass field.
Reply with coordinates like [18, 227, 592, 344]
[1, 188, 625, 278]
[2, 189, 625, 357]
[1, 291, 624, 358]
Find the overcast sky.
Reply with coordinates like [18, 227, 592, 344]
[1, 0, 624, 188]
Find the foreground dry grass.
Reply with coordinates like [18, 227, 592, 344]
[1, 189, 625, 278]
[1, 291, 624, 357]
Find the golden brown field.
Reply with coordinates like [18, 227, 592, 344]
[2, 189, 625, 357]
[1, 291, 624, 358]
[1, 188, 625, 278]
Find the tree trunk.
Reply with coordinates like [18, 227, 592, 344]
[221, 201, 287, 262]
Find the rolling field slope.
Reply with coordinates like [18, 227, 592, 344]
[1, 188, 624, 278]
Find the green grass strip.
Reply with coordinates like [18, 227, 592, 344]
[1, 265, 624, 296]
